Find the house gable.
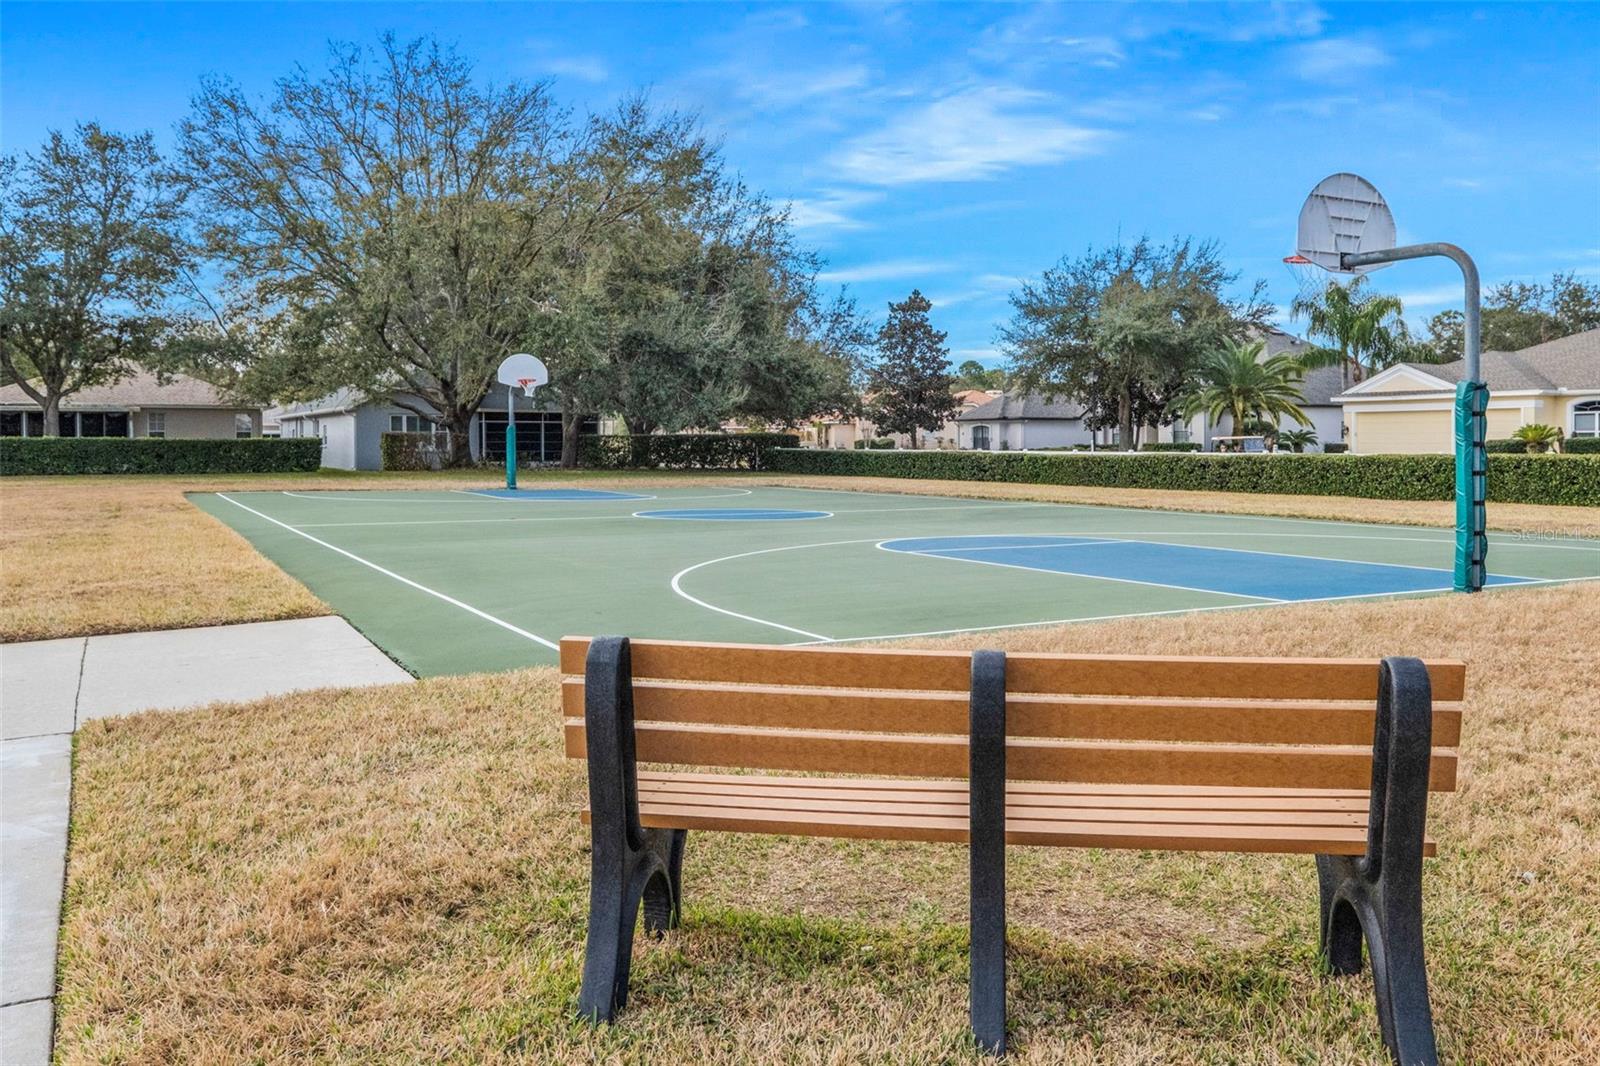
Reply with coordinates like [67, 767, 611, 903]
[1341, 365, 1455, 397]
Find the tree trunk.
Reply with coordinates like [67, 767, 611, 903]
[560, 403, 583, 469]
[1118, 390, 1134, 451]
[43, 394, 62, 437]
[623, 415, 655, 437]
[444, 408, 475, 467]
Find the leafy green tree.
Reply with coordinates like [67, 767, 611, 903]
[1425, 272, 1600, 360]
[1179, 339, 1311, 440]
[1291, 275, 1409, 387]
[1275, 427, 1319, 453]
[867, 290, 958, 448]
[1000, 237, 1269, 448]
[177, 36, 709, 465]
[0, 124, 190, 434]
[954, 359, 1006, 390]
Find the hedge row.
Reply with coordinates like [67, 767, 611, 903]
[0, 436, 323, 476]
[580, 433, 800, 470]
[1563, 436, 1600, 454]
[1139, 442, 1202, 452]
[763, 448, 1600, 506]
[380, 431, 460, 471]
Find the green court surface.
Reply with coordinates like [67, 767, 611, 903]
[192, 485, 1599, 677]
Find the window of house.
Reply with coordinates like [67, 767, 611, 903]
[388, 414, 437, 433]
[1574, 400, 1600, 438]
[147, 411, 166, 438]
[971, 425, 991, 451]
[0, 412, 21, 436]
[235, 413, 253, 438]
[105, 412, 129, 436]
[24, 412, 42, 436]
[56, 412, 78, 437]
[80, 412, 106, 437]
[1172, 423, 1192, 444]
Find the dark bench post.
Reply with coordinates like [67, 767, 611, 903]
[1315, 656, 1438, 1066]
[576, 636, 688, 1024]
[969, 650, 1007, 1055]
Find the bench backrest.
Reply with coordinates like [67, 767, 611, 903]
[559, 637, 1463, 792]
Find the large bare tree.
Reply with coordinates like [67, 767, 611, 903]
[0, 125, 189, 434]
[177, 35, 709, 463]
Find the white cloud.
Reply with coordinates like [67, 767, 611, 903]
[816, 258, 957, 284]
[1287, 37, 1393, 80]
[927, 272, 1028, 308]
[832, 86, 1110, 185]
[784, 189, 883, 232]
[544, 56, 609, 83]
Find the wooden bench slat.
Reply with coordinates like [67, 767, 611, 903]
[560, 678, 1463, 747]
[637, 777, 1372, 812]
[565, 720, 1458, 792]
[636, 769, 1372, 798]
[559, 637, 1466, 701]
[580, 804, 1408, 856]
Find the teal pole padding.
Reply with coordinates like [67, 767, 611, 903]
[1453, 381, 1488, 591]
[505, 384, 517, 491]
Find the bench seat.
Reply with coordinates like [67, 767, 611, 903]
[585, 770, 1431, 856]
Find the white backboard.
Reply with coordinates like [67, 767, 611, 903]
[1296, 173, 1396, 274]
[497, 353, 549, 395]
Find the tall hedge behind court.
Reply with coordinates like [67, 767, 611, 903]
[580, 433, 799, 470]
[764, 449, 1600, 507]
[0, 437, 323, 476]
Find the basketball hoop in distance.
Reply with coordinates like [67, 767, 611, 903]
[496, 353, 549, 490]
[1295, 172, 1396, 275]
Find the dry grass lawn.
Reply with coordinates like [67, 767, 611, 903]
[57, 581, 1600, 1063]
[4, 469, 1595, 644]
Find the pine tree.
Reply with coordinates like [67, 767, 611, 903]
[867, 290, 958, 448]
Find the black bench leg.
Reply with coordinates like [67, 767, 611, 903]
[1314, 657, 1439, 1066]
[576, 637, 688, 1024]
[969, 650, 1007, 1055]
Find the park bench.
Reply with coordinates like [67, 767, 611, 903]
[562, 635, 1462, 1064]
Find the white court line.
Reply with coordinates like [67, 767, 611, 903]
[667, 541, 898, 642]
[910, 539, 1126, 555]
[216, 493, 559, 650]
[277, 487, 753, 505]
[291, 500, 1045, 529]
[455, 489, 658, 503]
[874, 540, 1287, 603]
[635, 509, 834, 521]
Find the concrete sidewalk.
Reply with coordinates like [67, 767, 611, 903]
[0, 617, 412, 1064]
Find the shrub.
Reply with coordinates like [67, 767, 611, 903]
[1485, 438, 1528, 454]
[1140, 442, 1202, 452]
[380, 432, 464, 471]
[1323, 443, 1349, 454]
[762, 448, 1600, 506]
[868, 437, 896, 450]
[1564, 436, 1600, 454]
[0, 436, 322, 476]
[578, 433, 799, 470]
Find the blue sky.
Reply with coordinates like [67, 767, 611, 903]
[4, 2, 1598, 366]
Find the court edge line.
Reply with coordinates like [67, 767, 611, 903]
[668, 541, 890, 642]
[216, 493, 559, 651]
[456, 489, 657, 503]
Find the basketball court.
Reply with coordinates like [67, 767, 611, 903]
[191, 486, 1598, 677]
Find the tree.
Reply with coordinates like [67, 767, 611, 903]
[1276, 427, 1318, 453]
[177, 36, 709, 465]
[1511, 423, 1562, 454]
[0, 124, 189, 434]
[1425, 272, 1600, 360]
[954, 359, 1006, 391]
[1179, 339, 1312, 440]
[1290, 275, 1408, 387]
[1000, 237, 1269, 448]
[866, 290, 958, 448]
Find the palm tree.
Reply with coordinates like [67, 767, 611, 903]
[1290, 276, 1407, 388]
[1276, 427, 1319, 453]
[1180, 339, 1312, 440]
[1511, 423, 1563, 454]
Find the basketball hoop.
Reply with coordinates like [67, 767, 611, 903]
[1294, 173, 1396, 275]
[495, 353, 549, 491]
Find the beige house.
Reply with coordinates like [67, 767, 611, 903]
[813, 389, 997, 449]
[0, 370, 265, 439]
[1337, 329, 1600, 453]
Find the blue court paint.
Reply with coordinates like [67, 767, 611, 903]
[636, 508, 831, 521]
[881, 535, 1534, 602]
[465, 489, 649, 501]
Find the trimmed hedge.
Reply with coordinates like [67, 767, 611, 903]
[0, 436, 322, 476]
[764, 448, 1600, 506]
[380, 431, 459, 471]
[1139, 442, 1202, 452]
[1485, 438, 1529, 454]
[1563, 436, 1600, 454]
[579, 433, 799, 470]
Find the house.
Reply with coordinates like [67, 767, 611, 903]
[0, 369, 265, 439]
[956, 392, 1102, 451]
[274, 389, 598, 470]
[1154, 327, 1347, 451]
[1336, 328, 1600, 454]
[812, 389, 997, 449]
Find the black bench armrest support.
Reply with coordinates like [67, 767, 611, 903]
[577, 636, 687, 1024]
[1316, 655, 1438, 1066]
[969, 650, 1007, 1055]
